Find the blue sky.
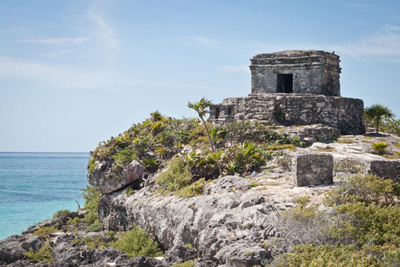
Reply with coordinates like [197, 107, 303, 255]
[1, 0, 400, 152]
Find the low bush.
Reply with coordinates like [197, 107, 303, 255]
[271, 244, 387, 267]
[52, 209, 70, 220]
[156, 157, 192, 194]
[82, 185, 101, 224]
[331, 202, 400, 247]
[324, 174, 399, 206]
[372, 142, 388, 155]
[110, 225, 163, 257]
[85, 221, 103, 232]
[34, 226, 57, 239]
[24, 242, 53, 263]
[176, 178, 206, 198]
[171, 261, 196, 267]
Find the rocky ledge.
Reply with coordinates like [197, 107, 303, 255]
[1, 131, 400, 267]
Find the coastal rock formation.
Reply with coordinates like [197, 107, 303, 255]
[88, 160, 144, 194]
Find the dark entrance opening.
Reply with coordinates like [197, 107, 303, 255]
[277, 74, 293, 93]
[215, 108, 220, 119]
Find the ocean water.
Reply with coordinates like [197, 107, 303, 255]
[0, 152, 90, 240]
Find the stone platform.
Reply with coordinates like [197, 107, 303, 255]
[210, 93, 365, 135]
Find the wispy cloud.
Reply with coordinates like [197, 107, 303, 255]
[179, 36, 222, 48]
[0, 57, 116, 90]
[333, 25, 400, 59]
[0, 57, 233, 92]
[218, 65, 249, 73]
[18, 37, 89, 45]
[39, 50, 74, 58]
[88, 1, 121, 49]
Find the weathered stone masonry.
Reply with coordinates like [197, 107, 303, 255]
[211, 50, 365, 135]
[211, 93, 365, 135]
[251, 50, 341, 96]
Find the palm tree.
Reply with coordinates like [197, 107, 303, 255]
[188, 97, 215, 151]
[188, 97, 222, 176]
[365, 104, 394, 134]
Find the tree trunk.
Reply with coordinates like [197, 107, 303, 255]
[376, 118, 380, 134]
[200, 116, 222, 177]
[200, 117, 215, 151]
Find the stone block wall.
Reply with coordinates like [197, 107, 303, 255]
[292, 153, 333, 186]
[367, 160, 400, 183]
[210, 93, 365, 135]
[250, 50, 341, 96]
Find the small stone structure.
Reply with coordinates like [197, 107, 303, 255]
[293, 153, 333, 186]
[210, 50, 365, 135]
[368, 160, 400, 183]
[251, 50, 341, 96]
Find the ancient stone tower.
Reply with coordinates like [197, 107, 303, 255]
[211, 50, 365, 135]
[250, 50, 341, 96]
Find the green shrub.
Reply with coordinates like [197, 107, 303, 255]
[110, 225, 163, 257]
[271, 244, 387, 267]
[85, 221, 103, 232]
[156, 157, 192, 194]
[24, 242, 53, 263]
[383, 248, 400, 266]
[372, 142, 388, 155]
[88, 157, 96, 172]
[112, 146, 137, 164]
[324, 174, 399, 206]
[331, 202, 400, 246]
[171, 261, 196, 267]
[52, 209, 70, 220]
[82, 185, 101, 224]
[176, 178, 206, 198]
[33, 226, 57, 239]
[67, 217, 81, 227]
[225, 142, 265, 175]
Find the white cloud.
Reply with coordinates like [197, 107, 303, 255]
[0, 57, 233, 92]
[218, 65, 249, 73]
[180, 36, 222, 48]
[88, 1, 121, 49]
[333, 25, 400, 58]
[18, 37, 89, 45]
[0, 57, 117, 90]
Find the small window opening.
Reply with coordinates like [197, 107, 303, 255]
[277, 74, 293, 93]
[215, 108, 220, 119]
[227, 107, 232, 116]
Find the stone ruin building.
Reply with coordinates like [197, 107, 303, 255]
[210, 50, 365, 135]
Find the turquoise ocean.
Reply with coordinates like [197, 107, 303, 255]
[0, 152, 90, 240]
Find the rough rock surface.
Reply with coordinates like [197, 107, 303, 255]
[88, 160, 144, 194]
[98, 175, 333, 266]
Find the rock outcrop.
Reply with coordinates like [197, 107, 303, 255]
[88, 160, 144, 194]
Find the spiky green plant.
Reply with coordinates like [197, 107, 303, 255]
[365, 104, 394, 134]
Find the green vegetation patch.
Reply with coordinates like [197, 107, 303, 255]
[34, 226, 57, 239]
[171, 261, 196, 267]
[82, 185, 101, 224]
[85, 221, 103, 232]
[110, 225, 163, 257]
[372, 142, 388, 155]
[24, 242, 53, 263]
[156, 157, 192, 194]
[272, 244, 388, 267]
